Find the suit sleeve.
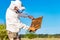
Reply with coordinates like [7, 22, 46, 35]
[18, 13, 29, 18]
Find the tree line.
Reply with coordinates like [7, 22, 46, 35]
[0, 24, 60, 40]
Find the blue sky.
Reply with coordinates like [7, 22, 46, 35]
[0, 0, 60, 34]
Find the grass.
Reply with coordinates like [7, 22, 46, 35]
[21, 38, 60, 40]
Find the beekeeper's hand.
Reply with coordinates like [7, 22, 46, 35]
[28, 16, 34, 20]
[28, 27, 36, 32]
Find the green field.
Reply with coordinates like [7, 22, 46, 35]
[0, 38, 60, 40]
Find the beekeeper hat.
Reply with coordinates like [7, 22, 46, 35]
[9, 0, 25, 10]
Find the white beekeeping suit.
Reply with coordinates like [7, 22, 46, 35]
[6, 0, 29, 32]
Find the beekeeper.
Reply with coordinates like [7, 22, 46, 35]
[6, 0, 34, 40]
